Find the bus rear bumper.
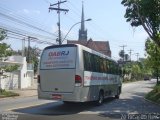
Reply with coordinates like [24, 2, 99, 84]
[38, 86, 88, 102]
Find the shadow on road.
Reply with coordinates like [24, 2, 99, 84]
[12, 97, 116, 116]
[96, 91, 160, 119]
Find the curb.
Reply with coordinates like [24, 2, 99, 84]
[144, 97, 160, 106]
[0, 94, 37, 101]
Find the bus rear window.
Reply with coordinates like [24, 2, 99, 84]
[40, 47, 76, 69]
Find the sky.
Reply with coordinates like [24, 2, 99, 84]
[0, 0, 149, 60]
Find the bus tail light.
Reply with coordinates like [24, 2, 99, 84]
[75, 75, 82, 86]
[37, 75, 40, 84]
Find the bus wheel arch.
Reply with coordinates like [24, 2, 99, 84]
[96, 89, 104, 105]
[115, 86, 121, 99]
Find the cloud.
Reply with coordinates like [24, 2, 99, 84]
[51, 25, 58, 33]
[136, 31, 148, 40]
[33, 10, 40, 15]
[18, 9, 41, 15]
[23, 9, 29, 14]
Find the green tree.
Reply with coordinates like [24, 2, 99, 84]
[28, 47, 40, 74]
[119, 50, 124, 59]
[145, 38, 160, 83]
[123, 60, 152, 81]
[121, 0, 160, 47]
[119, 50, 129, 62]
[16, 47, 41, 74]
[0, 28, 19, 75]
[124, 54, 130, 61]
[0, 28, 7, 40]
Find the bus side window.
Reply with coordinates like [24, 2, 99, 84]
[94, 55, 99, 72]
[108, 61, 111, 74]
[83, 51, 92, 71]
[103, 59, 107, 73]
[83, 51, 88, 71]
[100, 58, 104, 73]
[88, 52, 92, 71]
[90, 54, 95, 72]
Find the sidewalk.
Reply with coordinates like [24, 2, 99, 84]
[10, 81, 38, 97]
[0, 83, 38, 100]
[9, 88, 38, 98]
[10, 79, 38, 97]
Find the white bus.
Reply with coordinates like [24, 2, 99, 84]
[38, 44, 122, 105]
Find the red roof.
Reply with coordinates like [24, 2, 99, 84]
[67, 39, 111, 57]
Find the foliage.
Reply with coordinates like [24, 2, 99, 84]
[15, 47, 41, 73]
[145, 38, 160, 83]
[145, 38, 160, 68]
[119, 50, 124, 59]
[123, 60, 152, 81]
[0, 28, 19, 75]
[0, 28, 7, 40]
[0, 89, 19, 98]
[124, 54, 129, 61]
[121, 0, 160, 47]
[0, 65, 19, 72]
[145, 84, 160, 104]
[119, 50, 130, 61]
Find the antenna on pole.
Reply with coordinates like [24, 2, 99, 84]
[49, 0, 69, 45]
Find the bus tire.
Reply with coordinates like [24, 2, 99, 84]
[115, 87, 120, 99]
[63, 101, 73, 104]
[96, 91, 104, 105]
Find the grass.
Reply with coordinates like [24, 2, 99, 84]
[145, 84, 160, 104]
[0, 89, 19, 98]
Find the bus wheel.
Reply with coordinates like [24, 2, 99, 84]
[115, 88, 120, 99]
[63, 101, 73, 105]
[96, 91, 104, 105]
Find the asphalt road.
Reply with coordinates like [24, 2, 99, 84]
[0, 79, 160, 120]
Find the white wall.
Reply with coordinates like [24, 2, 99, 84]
[0, 71, 19, 89]
[0, 56, 34, 89]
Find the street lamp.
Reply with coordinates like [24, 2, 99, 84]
[62, 18, 92, 43]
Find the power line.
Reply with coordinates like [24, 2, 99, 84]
[0, 12, 57, 37]
[1, 27, 54, 45]
[0, 5, 55, 36]
[49, 0, 69, 45]
[0, 24, 56, 42]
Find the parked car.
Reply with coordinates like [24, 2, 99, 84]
[144, 76, 150, 81]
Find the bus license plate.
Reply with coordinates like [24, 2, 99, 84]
[52, 94, 62, 100]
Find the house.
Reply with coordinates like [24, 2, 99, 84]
[67, 39, 111, 57]
[0, 56, 34, 89]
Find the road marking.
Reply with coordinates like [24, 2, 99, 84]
[78, 111, 102, 114]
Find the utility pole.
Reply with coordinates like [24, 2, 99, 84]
[119, 45, 127, 81]
[128, 49, 133, 61]
[27, 36, 37, 63]
[27, 36, 31, 63]
[22, 38, 25, 57]
[49, 0, 69, 45]
[135, 53, 139, 61]
[120, 45, 127, 62]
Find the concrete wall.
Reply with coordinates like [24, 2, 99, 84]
[0, 71, 19, 89]
[0, 56, 34, 90]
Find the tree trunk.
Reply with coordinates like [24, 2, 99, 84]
[157, 68, 159, 84]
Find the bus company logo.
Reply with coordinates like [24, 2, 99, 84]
[48, 51, 69, 57]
